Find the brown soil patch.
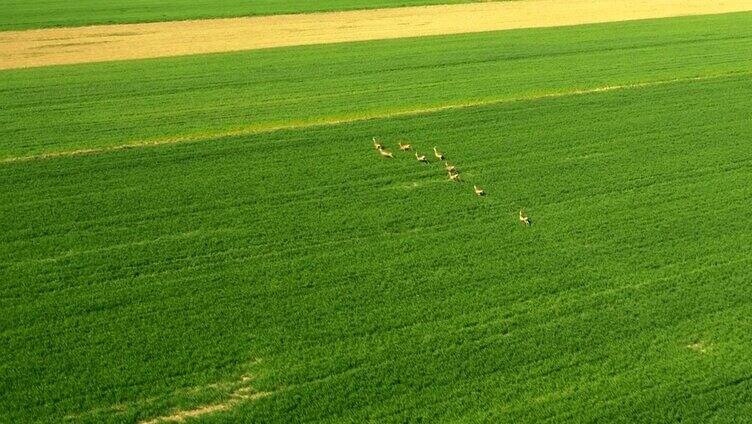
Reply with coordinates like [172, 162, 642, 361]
[1, 0, 751, 70]
[687, 341, 710, 354]
[142, 388, 271, 424]
[139, 373, 270, 424]
[140, 389, 271, 424]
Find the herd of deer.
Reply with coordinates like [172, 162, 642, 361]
[372, 137, 531, 226]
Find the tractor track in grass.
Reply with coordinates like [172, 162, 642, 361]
[1, 72, 747, 164]
[1, 0, 752, 70]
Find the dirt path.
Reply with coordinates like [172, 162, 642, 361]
[1, 0, 751, 70]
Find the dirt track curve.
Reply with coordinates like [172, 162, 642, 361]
[1, 0, 752, 70]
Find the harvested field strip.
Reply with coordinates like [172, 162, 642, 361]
[0, 72, 742, 164]
[2, 12, 752, 160]
[2, 74, 752, 421]
[2, 0, 752, 69]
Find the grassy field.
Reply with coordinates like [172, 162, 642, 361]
[2, 12, 752, 161]
[3, 12, 752, 424]
[0, 0, 482, 31]
[3, 70, 752, 423]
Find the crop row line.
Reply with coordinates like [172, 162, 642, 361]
[2, 71, 748, 165]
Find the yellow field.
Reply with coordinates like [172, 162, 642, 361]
[2, 0, 752, 69]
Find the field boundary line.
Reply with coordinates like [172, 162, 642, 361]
[1, 72, 746, 165]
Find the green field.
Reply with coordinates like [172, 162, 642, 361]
[2, 12, 752, 161]
[0, 0, 480, 31]
[3, 12, 752, 424]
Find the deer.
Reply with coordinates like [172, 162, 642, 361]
[519, 209, 531, 226]
[433, 146, 445, 161]
[398, 142, 412, 151]
[444, 162, 457, 174]
[379, 148, 394, 158]
[372, 137, 384, 150]
[474, 185, 485, 196]
[448, 171, 461, 182]
[415, 152, 428, 163]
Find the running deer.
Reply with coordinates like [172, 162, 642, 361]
[433, 146, 445, 161]
[448, 171, 461, 182]
[415, 152, 428, 163]
[398, 142, 412, 151]
[444, 162, 457, 173]
[378, 148, 394, 158]
[474, 185, 485, 196]
[372, 137, 384, 150]
[519, 209, 531, 226]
